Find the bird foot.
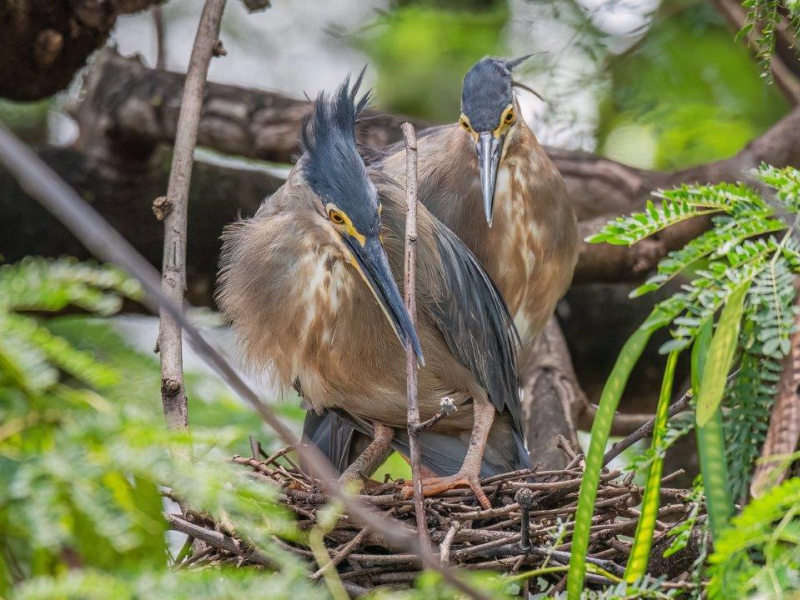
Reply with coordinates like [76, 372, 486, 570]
[399, 470, 491, 509]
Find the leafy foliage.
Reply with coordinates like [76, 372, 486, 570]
[739, 0, 800, 78]
[567, 315, 664, 598]
[707, 477, 800, 598]
[570, 166, 800, 597]
[726, 259, 797, 502]
[0, 258, 316, 599]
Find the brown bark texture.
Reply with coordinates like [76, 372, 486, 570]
[0, 1, 164, 101]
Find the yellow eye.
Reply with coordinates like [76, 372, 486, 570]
[459, 116, 471, 131]
[504, 109, 515, 124]
[329, 210, 345, 225]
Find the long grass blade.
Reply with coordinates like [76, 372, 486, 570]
[696, 284, 749, 425]
[624, 350, 679, 581]
[566, 311, 666, 599]
[693, 284, 749, 537]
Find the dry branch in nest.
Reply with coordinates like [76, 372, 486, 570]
[170, 442, 705, 596]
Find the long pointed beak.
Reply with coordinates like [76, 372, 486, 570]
[476, 132, 502, 227]
[346, 236, 425, 365]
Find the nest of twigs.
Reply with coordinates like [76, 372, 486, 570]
[168, 440, 705, 596]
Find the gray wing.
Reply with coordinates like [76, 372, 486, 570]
[429, 221, 523, 434]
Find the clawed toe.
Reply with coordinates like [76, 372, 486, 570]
[399, 472, 491, 509]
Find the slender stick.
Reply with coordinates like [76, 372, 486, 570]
[402, 122, 431, 549]
[157, 0, 226, 431]
[602, 369, 741, 467]
[153, 4, 166, 70]
[602, 390, 692, 467]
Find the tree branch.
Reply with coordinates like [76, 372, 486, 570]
[158, 0, 227, 431]
[401, 122, 430, 548]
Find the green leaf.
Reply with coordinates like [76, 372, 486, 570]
[693, 319, 735, 539]
[696, 283, 750, 425]
[624, 350, 679, 582]
[567, 315, 662, 599]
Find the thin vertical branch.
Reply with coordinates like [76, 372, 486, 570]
[402, 122, 430, 548]
[153, 4, 166, 70]
[157, 0, 227, 431]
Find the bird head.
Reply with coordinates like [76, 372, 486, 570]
[459, 56, 537, 226]
[300, 71, 424, 363]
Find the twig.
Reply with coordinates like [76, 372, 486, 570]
[439, 522, 460, 565]
[414, 397, 457, 433]
[153, 4, 166, 69]
[402, 121, 430, 549]
[311, 527, 369, 581]
[165, 513, 280, 570]
[249, 436, 261, 460]
[602, 390, 692, 467]
[603, 370, 741, 467]
[516, 489, 535, 551]
[156, 0, 226, 432]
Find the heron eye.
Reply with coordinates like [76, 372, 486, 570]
[329, 210, 345, 225]
[459, 117, 470, 131]
[505, 109, 515, 124]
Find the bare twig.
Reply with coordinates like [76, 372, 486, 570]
[157, 0, 226, 432]
[153, 4, 166, 69]
[0, 125, 490, 600]
[311, 528, 369, 581]
[602, 390, 693, 467]
[602, 370, 743, 467]
[165, 513, 280, 569]
[402, 122, 430, 550]
[414, 397, 456, 433]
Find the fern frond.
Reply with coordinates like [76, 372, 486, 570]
[756, 164, 800, 212]
[589, 181, 769, 247]
[0, 257, 141, 315]
[631, 215, 784, 298]
[707, 477, 800, 598]
[724, 257, 796, 503]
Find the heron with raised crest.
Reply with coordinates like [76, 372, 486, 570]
[217, 74, 531, 508]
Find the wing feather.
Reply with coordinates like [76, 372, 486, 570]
[429, 220, 523, 433]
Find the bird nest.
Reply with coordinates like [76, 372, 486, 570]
[169, 441, 705, 596]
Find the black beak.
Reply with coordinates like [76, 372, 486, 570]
[476, 132, 502, 227]
[346, 236, 425, 365]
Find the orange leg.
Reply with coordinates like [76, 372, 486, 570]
[339, 422, 393, 490]
[401, 398, 495, 509]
